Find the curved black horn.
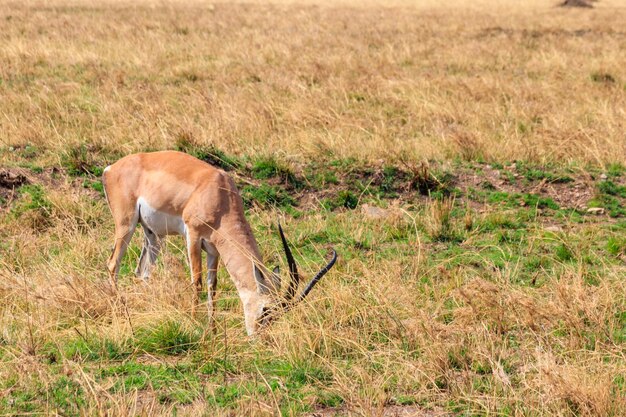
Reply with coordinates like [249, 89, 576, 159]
[278, 222, 300, 300]
[294, 249, 337, 304]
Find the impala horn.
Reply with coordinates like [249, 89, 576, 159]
[277, 222, 337, 308]
[278, 222, 300, 300]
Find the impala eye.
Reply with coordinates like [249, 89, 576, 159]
[259, 307, 271, 322]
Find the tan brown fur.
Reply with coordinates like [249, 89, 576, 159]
[103, 151, 274, 335]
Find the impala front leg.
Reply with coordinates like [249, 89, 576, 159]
[186, 232, 203, 316]
[206, 250, 219, 331]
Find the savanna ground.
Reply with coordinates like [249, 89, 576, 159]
[1, 0, 626, 415]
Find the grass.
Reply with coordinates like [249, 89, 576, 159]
[174, 134, 243, 172]
[61, 144, 105, 177]
[2, 182, 623, 415]
[135, 320, 202, 355]
[11, 184, 54, 230]
[321, 190, 359, 211]
[1, 0, 626, 416]
[242, 183, 297, 209]
[589, 179, 626, 217]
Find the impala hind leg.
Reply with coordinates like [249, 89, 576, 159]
[203, 242, 219, 331]
[107, 218, 138, 287]
[135, 227, 162, 280]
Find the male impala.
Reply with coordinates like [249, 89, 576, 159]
[102, 151, 336, 335]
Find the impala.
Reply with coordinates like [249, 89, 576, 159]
[102, 151, 336, 335]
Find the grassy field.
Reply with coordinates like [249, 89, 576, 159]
[1, 0, 626, 416]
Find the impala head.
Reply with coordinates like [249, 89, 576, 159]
[245, 223, 337, 335]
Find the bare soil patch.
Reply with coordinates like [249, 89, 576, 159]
[560, 0, 593, 8]
[0, 167, 101, 210]
[291, 161, 603, 213]
[309, 405, 448, 417]
[2, 161, 608, 217]
[453, 164, 596, 210]
[0, 168, 29, 208]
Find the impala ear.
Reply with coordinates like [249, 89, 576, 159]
[270, 265, 282, 292]
[253, 264, 270, 294]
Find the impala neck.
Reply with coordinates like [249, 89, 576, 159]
[212, 218, 267, 334]
[213, 221, 262, 291]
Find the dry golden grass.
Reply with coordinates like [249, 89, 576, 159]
[1, 0, 625, 166]
[1, 0, 626, 416]
[2, 201, 625, 415]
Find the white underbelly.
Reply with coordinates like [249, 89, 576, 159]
[137, 197, 186, 236]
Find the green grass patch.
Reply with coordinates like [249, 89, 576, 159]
[587, 180, 626, 217]
[11, 184, 51, 215]
[522, 193, 559, 210]
[17, 162, 44, 173]
[607, 163, 625, 178]
[251, 156, 291, 179]
[61, 144, 104, 177]
[0, 384, 38, 415]
[99, 362, 201, 403]
[257, 359, 333, 387]
[478, 190, 559, 210]
[81, 178, 104, 195]
[209, 382, 262, 408]
[517, 163, 573, 184]
[11, 184, 53, 229]
[607, 236, 626, 256]
[197, 357, 239, 375]
[598, 180, 626, 198]
[613, 311, 626, 343]
[414, 168, 455, 196]
[322, 190, 359, 211]
[43, 336, 130, 363]
[378, 165, 400, 197]
[242, 184, 297, 209]
[135, 320, 200, 355]
[480, 211, 526, 231]
[250, 156, 302, 189]
[555, 243, 574, 262]
[0, 376, 86, 417]
[588, 194, 626, 217]
[204, 359, 332, 413]
[304, 163, 340, 189]
[49, 376, 87, 417]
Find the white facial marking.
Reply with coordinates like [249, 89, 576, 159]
[241, 289, 269, 336]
